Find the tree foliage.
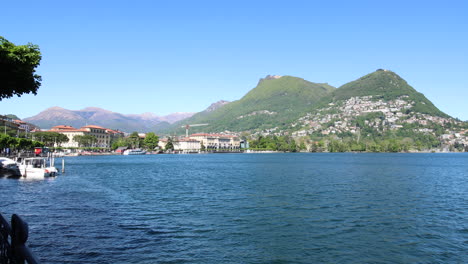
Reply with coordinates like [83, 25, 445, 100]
[32, 131, 69, 147]
[73, 135, 97, 148]
[143, 132, 159, 150]
[165, 137, 174, 151]
[249, 135, 298, 152]
[128, 132, 142, 148]
[0, 134, 43, 151]
[0, 36, 42, 100]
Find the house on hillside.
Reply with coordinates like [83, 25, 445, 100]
[0, 115, 20, 134]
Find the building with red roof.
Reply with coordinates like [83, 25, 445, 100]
[49, 124, 113, 148]
[189, 133, 240, 150]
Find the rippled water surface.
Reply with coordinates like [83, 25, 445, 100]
[1, 153, 467, 263]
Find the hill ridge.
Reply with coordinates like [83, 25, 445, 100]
[23, 107, 195, 132]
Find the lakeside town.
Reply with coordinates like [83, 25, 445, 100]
[1, 108, 467, 155]
[0, 115, 245, 155]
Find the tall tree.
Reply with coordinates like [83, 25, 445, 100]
[143, 132, 159, 150]
[73, 135, 97, 148]
[165, 137, 174, 151]
[128, 132, 141, 148]
[0, 36, 42, 100]
[33, 132, 68, 147]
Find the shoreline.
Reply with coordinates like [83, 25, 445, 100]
[62, 150, 467, 156]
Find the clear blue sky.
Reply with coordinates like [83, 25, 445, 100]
[1, 0, 467, 120]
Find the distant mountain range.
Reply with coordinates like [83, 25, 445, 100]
[19, 70, 465, 137]
[23, 107, 195, 132]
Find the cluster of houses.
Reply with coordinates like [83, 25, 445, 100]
[0, 115, 38, 135]
[291, 96, 415, 136]
[440, 129, 468, 151]
[291, 95, 465, 137]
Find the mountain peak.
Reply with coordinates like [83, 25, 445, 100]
[333, 69, 447, 117]
[264, 74, 282, 80]
[44, 106, 67, 111]
[80, 107, 113, 113]
[257, 74, 283, 85]
[204, 100, 230, 112]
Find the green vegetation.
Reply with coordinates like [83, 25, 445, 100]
[0, 134, 44, 153]
[31, 131, 69, 147]
[165, 137, 174, 151]
[111, 132, 161, 151]
[128, 132, 142, 148]
[5, 114, 20, 120]
[111, 132, 141, 149]
[327, 70, 448, 117]
[163, 70, 452, 137]
[0, 36, 42, 100]
[143, 132, 159, 150]
[111, 138, 128, 150]
[169, 76, 335, 133]
[249, 135, 302, 152]
[306, 126, 443, 153]
[319, 138, 413, 153]
[73, 135, 97, 148]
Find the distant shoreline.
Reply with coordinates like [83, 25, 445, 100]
[62, 150, 466, 156]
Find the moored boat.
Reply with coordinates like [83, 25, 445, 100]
[17, 157, 58, 180]
[123, 149, 147, 155]
[0, 157, 22, 178]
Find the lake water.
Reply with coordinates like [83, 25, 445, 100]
[1, 153, 467, 263]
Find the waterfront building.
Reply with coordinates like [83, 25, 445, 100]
[81, 125, 111, 148]
[49, 126, 86, 148]
[189, 133, 241, 150]
[158, 138, 168, 150]
[12, 119, 38, 134]
[173, 138, 201, 153]
[49, 125, 112, 148]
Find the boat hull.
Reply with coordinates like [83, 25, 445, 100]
[123, 149, 147, 155]
[0, 157, 22, 178]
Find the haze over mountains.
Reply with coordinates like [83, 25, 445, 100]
[23, 107, 194, 132]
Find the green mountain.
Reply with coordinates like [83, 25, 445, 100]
[318, 69, 448, 117]
[171, 75, 335, 133]
[287, 70, 467, 152]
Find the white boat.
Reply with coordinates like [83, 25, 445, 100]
[123, 149, 147, 155]
[17, 157, 58, 180]
[0, 157, 22, 178]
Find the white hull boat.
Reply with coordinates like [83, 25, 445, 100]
[123, 149, 147, 155]
[17, 157, 58, 180]
[0, 157, 22, 178]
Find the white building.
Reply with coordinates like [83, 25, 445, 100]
[173, 138, 201, 153]
[189, 133, 241, 150]
[49, 125, 111, 148]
